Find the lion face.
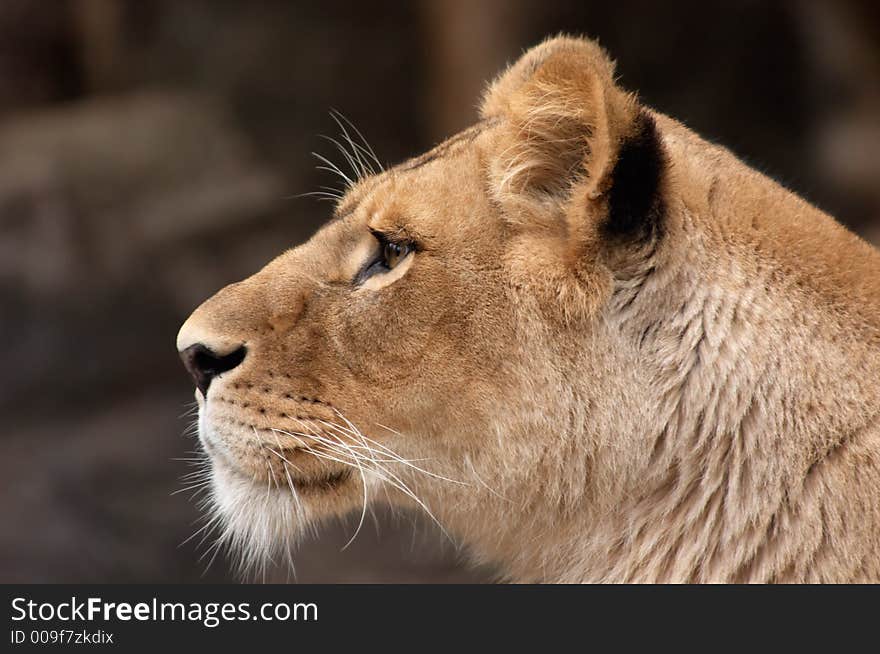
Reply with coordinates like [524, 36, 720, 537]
[177, 36, 667, 569]
[177, 123, 538, 558]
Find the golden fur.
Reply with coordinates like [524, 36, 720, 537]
[177, 36, 880, 582]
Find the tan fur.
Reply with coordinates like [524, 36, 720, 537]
[177, 36, 880, 582]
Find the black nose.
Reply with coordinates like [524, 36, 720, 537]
[179, 344, 247, 395]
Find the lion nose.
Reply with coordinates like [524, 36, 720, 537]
[179, 343, 247, 395]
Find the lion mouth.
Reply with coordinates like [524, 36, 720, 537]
[284, 467, 352, 494]
[214, 451, 353, 496]
[209, 439, 354, 497]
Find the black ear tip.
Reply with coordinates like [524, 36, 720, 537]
[603, 112, 665, 241]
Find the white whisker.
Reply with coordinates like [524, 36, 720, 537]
[330, 108, 384, 172]
[312, 152, 355, 187]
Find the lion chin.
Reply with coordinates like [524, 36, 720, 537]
[177, 35, 880, 583]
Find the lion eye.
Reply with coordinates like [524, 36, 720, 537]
[354, 231, 416, 285]
[382, 241, 411, 269]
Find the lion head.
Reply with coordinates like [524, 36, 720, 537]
[177, 36, 880, 582]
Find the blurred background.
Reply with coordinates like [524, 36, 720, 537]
[1, 0, 878, 583]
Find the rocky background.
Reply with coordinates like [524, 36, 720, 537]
[1, 1, 878, 583]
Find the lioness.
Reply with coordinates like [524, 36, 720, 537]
[177, 36, 880, 583]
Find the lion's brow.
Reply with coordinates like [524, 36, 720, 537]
[328, 119, 499, 224]
[331, 201, 360, 223]
[396, 119, 498, 173]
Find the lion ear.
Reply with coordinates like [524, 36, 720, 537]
[482, 36, 663, 240]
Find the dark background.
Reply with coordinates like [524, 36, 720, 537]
[1, 1, 878, 583]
